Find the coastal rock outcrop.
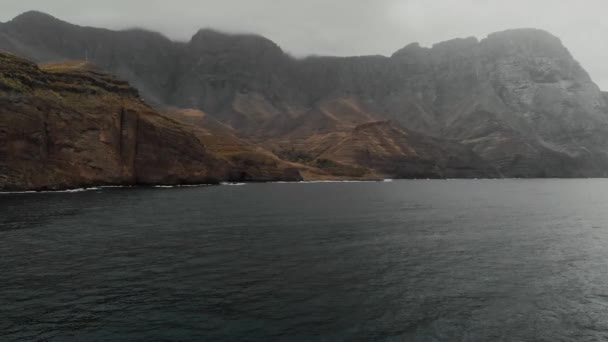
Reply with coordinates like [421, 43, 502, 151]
[0, 53, 301, 191]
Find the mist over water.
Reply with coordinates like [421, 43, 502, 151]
[2, 180, 608, 341]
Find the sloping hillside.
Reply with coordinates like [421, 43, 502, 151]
[0, 52, 301, 191]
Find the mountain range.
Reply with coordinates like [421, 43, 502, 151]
[2, 11, 608, 190]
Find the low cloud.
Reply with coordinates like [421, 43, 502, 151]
[3, 0, 608, 88]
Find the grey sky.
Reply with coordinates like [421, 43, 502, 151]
[2, 0, 608, 89]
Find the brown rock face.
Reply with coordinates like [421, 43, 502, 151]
[0, 53, 301, 191]
[318, 121, 497, 179]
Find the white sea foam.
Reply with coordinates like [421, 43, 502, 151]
[221, 182, 246, 186]
[0, 191, 37, 194]
[154, 183, 214, 188]
[272, 180, 381, 184]
[176, 184, 213, 188]
[0, 187, 102, 194]
[63, 187, 102, 193]
[298, 180, 378, 184]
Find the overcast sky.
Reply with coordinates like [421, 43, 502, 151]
[2, 0, 608, 88]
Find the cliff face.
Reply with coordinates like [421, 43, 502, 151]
[2, 11, 608, 179]
[386, 30, 608, 177]
[0, 53, 301, 191]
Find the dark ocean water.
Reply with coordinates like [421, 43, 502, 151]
[2, 180, 608, 341]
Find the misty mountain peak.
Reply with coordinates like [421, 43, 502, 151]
[10, 11, 61, 25]
[485, 28, 560, 42]
[189, 28, 283, 54]
[481, 28, 569, 58]
[391, 42, 431, 62]
[432, 36, 479, 51]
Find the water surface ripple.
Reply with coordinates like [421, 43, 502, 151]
[2, 180, 608, 341]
